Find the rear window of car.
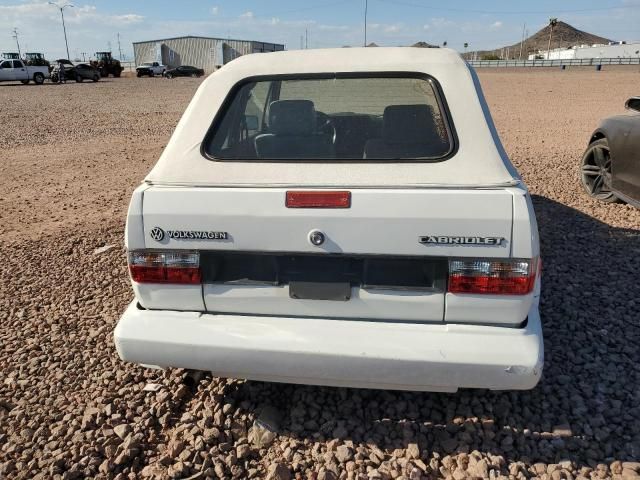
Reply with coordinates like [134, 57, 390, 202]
[203, 74, 454, 161]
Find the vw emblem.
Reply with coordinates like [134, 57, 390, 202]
[150, 227, 165, 241]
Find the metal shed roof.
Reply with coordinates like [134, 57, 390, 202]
[132, 35, 284, 46]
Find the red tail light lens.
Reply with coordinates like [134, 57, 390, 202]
[129, 251, 201, 284]
[448, 258, 537, 295]
[286, 191, 351, 208]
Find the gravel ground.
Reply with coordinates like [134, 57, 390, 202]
[1, 69, 639, 480]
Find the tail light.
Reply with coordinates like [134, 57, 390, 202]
[448, 258, 538, 295]
[129, 251, 201, 284]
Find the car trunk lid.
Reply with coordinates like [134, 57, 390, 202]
[140, 186, 513, 322]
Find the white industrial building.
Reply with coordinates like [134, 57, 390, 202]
[133, 36, 285, 74]
[529, 41, 640, 60]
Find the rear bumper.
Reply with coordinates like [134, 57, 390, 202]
[114, 301, 543, 392]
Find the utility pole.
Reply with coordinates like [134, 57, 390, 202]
[364, 0, 368, 47]
[117, 32, 123, 61]
[305, 28, 308, 49]
[547, 17, 558, 60]
[519, 22, 526, 60]
[49, 2, 74, 60]
[12, 28, 21, 58]
[300, 35, 303, 50]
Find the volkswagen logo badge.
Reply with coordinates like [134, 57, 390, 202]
[309, 230, 325, 246]
[150, 227, 165, 241]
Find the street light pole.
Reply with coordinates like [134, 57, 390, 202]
[547, 17, 558, 60]
[364, 0, 368, 47]
[49, 2, 74, 60]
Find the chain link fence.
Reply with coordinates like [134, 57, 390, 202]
[468, 57, 640, 68]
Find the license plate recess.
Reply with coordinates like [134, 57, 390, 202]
[289, 281, 351, 301]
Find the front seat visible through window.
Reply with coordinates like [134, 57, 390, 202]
[254, 100, 335, 159]
[363, 104, 447, 159]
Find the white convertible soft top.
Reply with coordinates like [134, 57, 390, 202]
[146, 47, 520, 188]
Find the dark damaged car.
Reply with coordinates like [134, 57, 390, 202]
[580, 96, 640, 206]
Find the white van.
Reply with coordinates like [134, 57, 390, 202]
[114, 48, 543, 392]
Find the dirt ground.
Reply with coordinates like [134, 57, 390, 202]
[1, 68, 639, 479]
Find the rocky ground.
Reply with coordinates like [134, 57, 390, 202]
[1, 69, 639, 480]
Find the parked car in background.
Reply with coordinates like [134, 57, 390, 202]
[136, 62, 166, 77]
[50, 59, 75, 82]
[0, 59, 48, 84]
[115, 48, 543, 393]
[164, 65, 205, 78]
[580, 96, 640, 207]
[72, 63, 101, 82]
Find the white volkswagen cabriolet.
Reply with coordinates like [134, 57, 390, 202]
[115, 47, 543, 392]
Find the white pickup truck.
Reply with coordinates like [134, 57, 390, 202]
[0, 59, 49, 84]
[135, 61, 166, 77]
[115, 48, 543, 392]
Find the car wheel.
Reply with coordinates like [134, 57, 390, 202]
[136, 71, 142, 77]
[33, 72, 45, 85]
[76, 74, 83, 83]
[165, 73, 173, 79]
[93, 74, 99, 82]
[580, 138, 621, 203]
[191, 73, 198, 78]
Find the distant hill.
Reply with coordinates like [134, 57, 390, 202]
[464, 21, 612, 60]
[412, 41, 437, 48]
